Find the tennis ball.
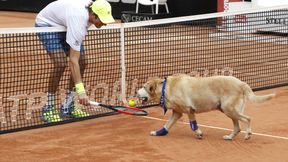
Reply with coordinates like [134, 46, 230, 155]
[128, 99, 136, 107]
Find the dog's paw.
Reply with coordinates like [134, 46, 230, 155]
[244, 132, 252, 140]
[195, 134, 203, 139]
[150, 131, 158, 136]
[223, 135, 233, 140]
[150, 127, 168, 136]
[194, 129, 203, 139]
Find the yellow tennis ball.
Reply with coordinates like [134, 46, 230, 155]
[128, 99, 136, 107]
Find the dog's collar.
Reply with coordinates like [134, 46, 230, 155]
[160, 78, 168, 115]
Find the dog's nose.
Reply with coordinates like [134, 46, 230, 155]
[136, 92, 147, 101]
[136, 88, 148, 102]
[141, 97, 148, 102]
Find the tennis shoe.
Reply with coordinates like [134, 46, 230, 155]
[60, 91, 75, 118]
[70, 104, 90, 118]
[60, 91, 90, 118]
[42, 105, 62, 123]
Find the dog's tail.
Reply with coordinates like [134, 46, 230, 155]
[241, 83, 276, 103]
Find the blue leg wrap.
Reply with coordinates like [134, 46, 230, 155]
[190, 120, 198, 131]
[156, 127, 169, 136]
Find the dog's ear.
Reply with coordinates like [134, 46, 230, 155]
[146, 79, 161, 93]
[148, 81, 157, 93]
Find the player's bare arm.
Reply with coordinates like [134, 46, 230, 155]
[69, 48, 89, 105]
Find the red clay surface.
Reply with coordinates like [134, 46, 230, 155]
[0, 11, 288, 162]
[0, 87, 287, 162]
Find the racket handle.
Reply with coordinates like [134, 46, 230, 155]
[89, 101, 100, 106]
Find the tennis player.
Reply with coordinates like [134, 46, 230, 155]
[35, 0, 115, 123]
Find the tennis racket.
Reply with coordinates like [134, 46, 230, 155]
[89, 101, 148, 116]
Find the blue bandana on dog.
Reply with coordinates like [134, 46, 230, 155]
[160, 78, 168, 115]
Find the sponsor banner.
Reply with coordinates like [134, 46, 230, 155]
[217, 1, 288, 34]
[220, 9, 288, 34]
[121, 11, 171, 23]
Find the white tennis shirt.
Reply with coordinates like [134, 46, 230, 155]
[36, 0, 92, 51]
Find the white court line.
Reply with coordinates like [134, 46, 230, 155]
[142, 116, 288, 140]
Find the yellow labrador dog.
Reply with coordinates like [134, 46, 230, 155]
[137, 75, 275, 140]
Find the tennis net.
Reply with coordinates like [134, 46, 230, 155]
[0, 5, 287, 133]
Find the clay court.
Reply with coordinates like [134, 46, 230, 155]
[0, 86, 287, 162]
[0, 11, 288, 162]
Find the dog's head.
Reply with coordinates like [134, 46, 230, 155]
[137, 78, 164, 104]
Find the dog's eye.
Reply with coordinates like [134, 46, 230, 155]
[149, 86, 153, 92]
[143, 85, 148, 91]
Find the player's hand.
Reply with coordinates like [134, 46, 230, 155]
[78, 93, 90, 106]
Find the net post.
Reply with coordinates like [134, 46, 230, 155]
[120, 23, 127, 105]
